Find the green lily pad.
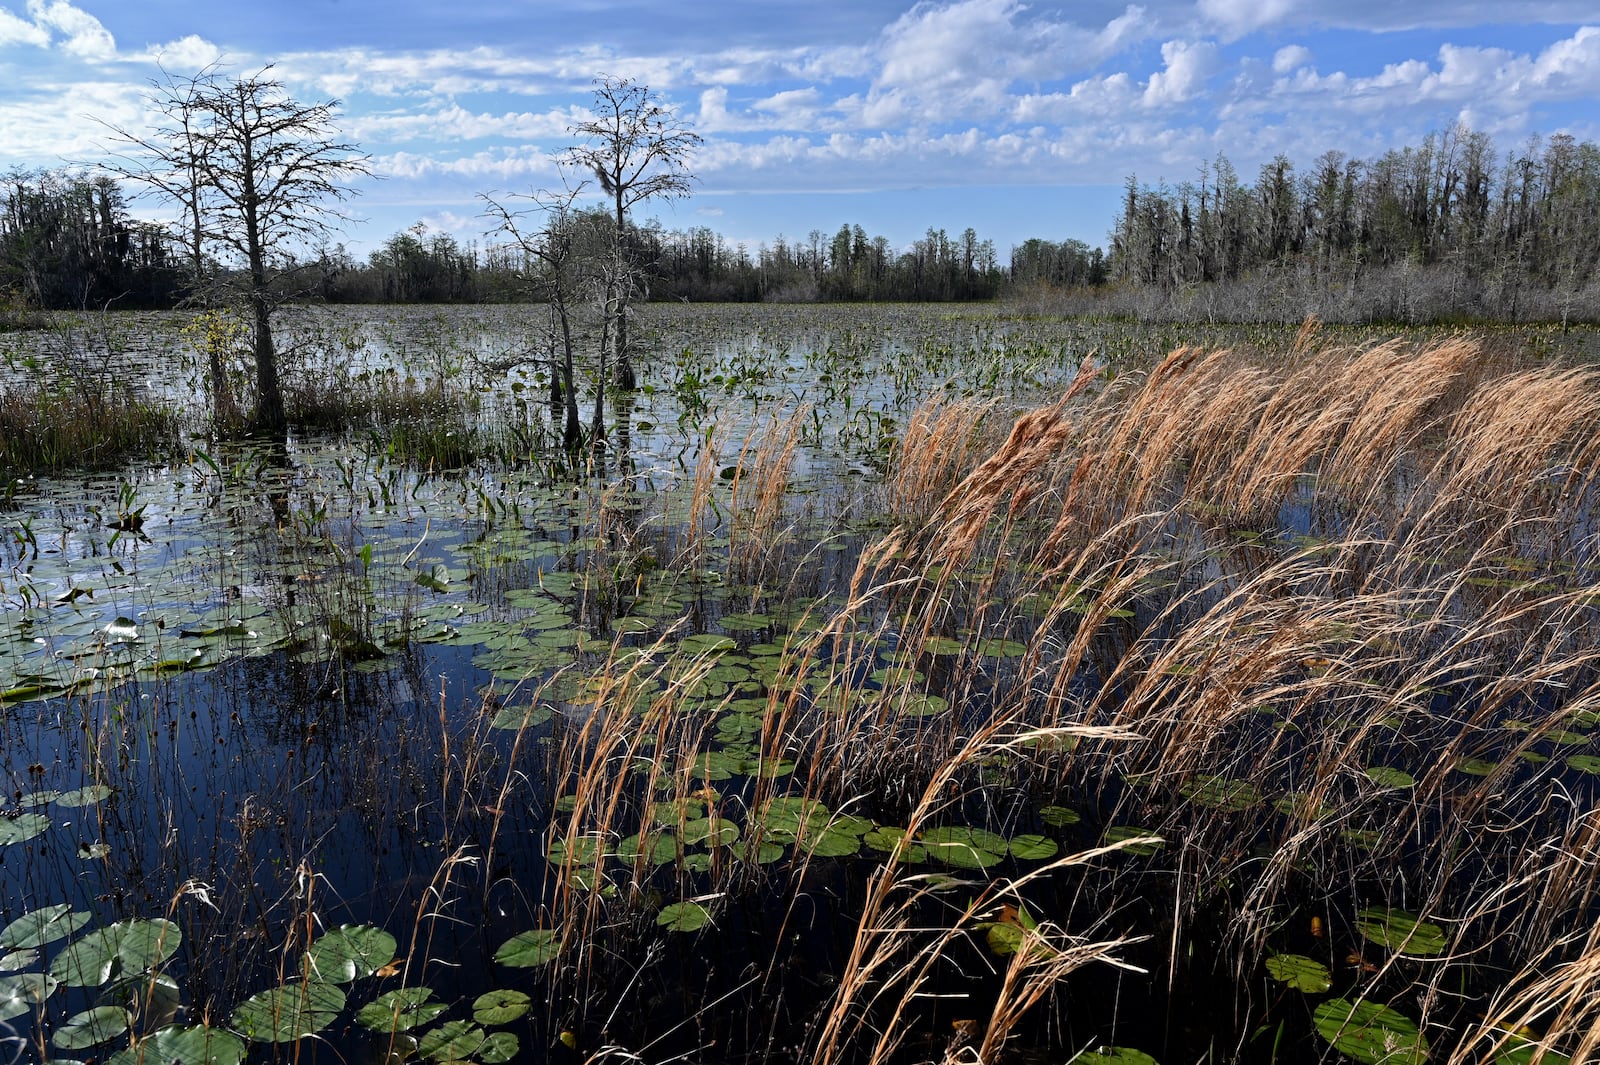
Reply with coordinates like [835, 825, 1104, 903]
[305, 924, 396, 983]
[1040, 805, 1081, 827]
[1008, 834, 1059, 860]
[489, 703, 552, 730]
[657, 901, 711, 932]
[106, 1024, 247, 1065]
[1103, 826, 1164, 856]
[920, 826, 1007, 869]
[1489, 1034, 1572, 1064]
[1312, 998, 1428, 1064]
[1566, 755, 1600, 774]
[1355, 908, 1447, 956]
[1365, 766, 1416, 789]
[1180, 775, 1261, 812]
[921, 635, 966, 656]
[0, 813, 52, 846]
[1264, 953, 1332, 993]
[52, 1006, 130, 1050]
[355, 987, 447, 1032]
[495, 929, 561, 968]
[0, 949, 38, 971]
[0, 971, 59, 1022]
[1456, 758, 1499, 777]
[472, 988, 532, 1025]
[230, 982, 346, 1043]
[49, 919, 181, 987]
[1072, 1049, 1160, 1064]
[418, 1019, 487, 1061]
[479, 1031, 520, 1063]
[54, 785, 113, 808]
[0, 905, 91, 949]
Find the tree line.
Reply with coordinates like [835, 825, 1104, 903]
[1110, 124, 1600, 324]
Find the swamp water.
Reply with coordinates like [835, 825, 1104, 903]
[2, 305, 1600, 1065]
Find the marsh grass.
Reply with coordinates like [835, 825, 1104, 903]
[0, 375, 181, 475]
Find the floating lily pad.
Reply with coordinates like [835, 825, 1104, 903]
[1364, 766, 1416, 789]
[472, 988, 532, 1025]
[0, 905, 91, 949]
[1489, 1034, 1572, 1064]
[52, 1006, 130, 1050]
[478, 1031, 520, 1063]
[305, 924, 396, 983]
[1312, 998, 1428, 1064]
[657, 902, 711, 932]
[1180, 775, 1261, 812]
[1073, 1049, 1160, 1064]
[1456, 758, 1500, 777]
[54, 785, 112, 808]
[230, 982, 346, 1043]
[921, 636, 966, 656]
[418, 1019, 487, 1061]
[1103, 826, 1164, 856]
[1264, 953, 1332, 993]
[0, 813, 51, 847]
[0, 949, 38, 971]
[1566, 755, 1600, 775]
[105, 1024, 247, 1065]
[495, 929, 561, 968]
[1355, 908, 1447, 956]
[49, 919, 181, 987]
[355, 987, 447, 1032]
[1008, 834, 1059, 860]
[489, 703, 552, 730]
[0, 971, 58, 1022]
[1040, 805, 1081, 827]
[920, 826, 1007, 869]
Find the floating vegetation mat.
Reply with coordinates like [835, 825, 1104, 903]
[3, 307, 1600, 1064]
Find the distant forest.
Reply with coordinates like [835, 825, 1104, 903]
[3, 125, 1596, 324]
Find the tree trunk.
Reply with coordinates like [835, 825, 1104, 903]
[251, 296, 286, 435]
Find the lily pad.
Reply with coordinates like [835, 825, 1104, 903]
[1355, 907, 1447, 956]
[1566, 754, 1600, 775]
[418, 1019, 487, 1061]
[230, 982, 346, 1043]
[489, 703, 552, 731]
[1008, 834, 1059, 860]
[0, 813, 52, 846]
[1040, 805, 1081, 827]
[54, 785, 113, 808]
[920, 826, 1007, 869]
[1312, 998, 1428, 1064]
[0, 971, 59, 1022]
[305, 924, 396, 983]
[355, 987, 447, 1033]
[657, 901, 711, 932]
[479, 1031, 520, 1063]
[106, 1024, 247, 1065]
[1103, 826, 1164, 856]
[472, 988, 532, 1025]
[495, 929, 561, 968]
[1072, 1049, 1160, 1064]
[52, 1006, 130, 1050]
[0, 905, 91, 949]
[1264, 953, 1332, 993]
[49, 919, 181, 987]
[1180, 775, 1261, 812]
[1365, 766, 1416, 789]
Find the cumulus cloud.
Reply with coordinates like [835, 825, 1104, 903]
[0, 6, 48, 47]
[25, 0, 113, 60]
[1199, 0, 1298, 39]
[1144, 39, 1220, 105]
[1273, 45, 1313, 73]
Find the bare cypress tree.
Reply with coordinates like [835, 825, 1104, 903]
[564, 75, 702, 391]
[106, 66, 369, 435]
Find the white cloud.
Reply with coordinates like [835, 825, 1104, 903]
[1144, 39, 1220, 105]
[146, 34, 223, 71]
[1273, 45, 1313, 73]
[1198, 0, 1298, 39]
[26, 0, 113, 60]
[0, 6, 48, 47]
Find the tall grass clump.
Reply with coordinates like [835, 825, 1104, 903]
[0, 375, 181, 474]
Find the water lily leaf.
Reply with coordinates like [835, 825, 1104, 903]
[616, 832, 679, 866]
[920, 826, 1007, 869]
[657, 902, 711, 932]
[1008, 834, 1059, 860]
[798, 824, 862, 857]
[1364, 766, 1415, 789]
[0, 971, 59, 1021]
[54, 785, 112, 808]
[1355, 908, 1446, 956]
[0, 905, 91, 949]
[1312, 998, 1428, 1064]
[1180, 775, 1261, 812]
[1103, 826, 1164, 856]
[306, 924, 396, 983]
[1264, 953, 1332, 993]
[52, 1006, 129, 1050]
[1040, 805, 1081, 827]
[478, 1031, 520, 1063]
[355, 987, 446, 1032]
[0, 813, 51, 846]
[1456, 758, 1499, 777]
[495, 929, 560, 968]
[473, 988, 531, 1025]
[0, 949, 38, 971]
[231, 982, 346, 1043]
[489, 703, 551, 731]
[975, 638, 1027, 658]
[1566, 754, 1600, 775]
[49, 919, 181, 987]
[718, 612, 771, 631]
[921, 636, 966, 656]
[680, 817, 740, 847]
[1489, 1033, 1572, 1064]
[106, 1024, 247, 1065]
[418, 1019, 486, 1061]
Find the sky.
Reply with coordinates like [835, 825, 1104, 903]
[1, 0, 1597, 262]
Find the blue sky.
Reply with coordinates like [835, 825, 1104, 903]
[2, 0, 1597, 263]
